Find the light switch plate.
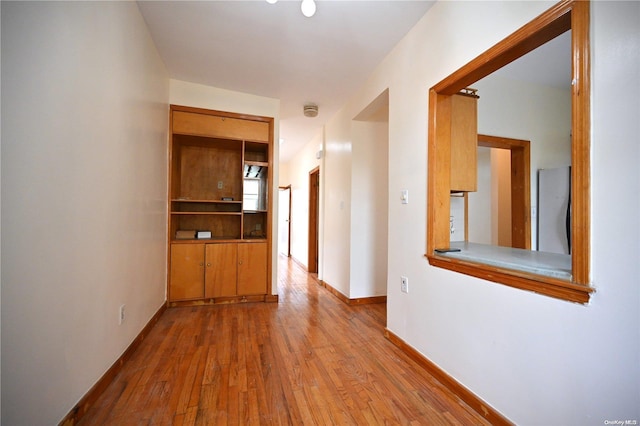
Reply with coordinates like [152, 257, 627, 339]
[401, 189, 409, 204]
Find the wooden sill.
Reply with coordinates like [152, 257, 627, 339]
[426, 253, 593, 304]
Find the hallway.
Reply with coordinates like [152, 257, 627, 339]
[78, 256, 489, 425]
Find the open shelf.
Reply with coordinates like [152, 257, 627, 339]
[170, 213, 242, 242]
[171, 199, 242, 213]
[244, 141, 269, 162]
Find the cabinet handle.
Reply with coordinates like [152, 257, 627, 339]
[199, 262, 204, 267]
[239, 260, 243, 265]
[207, 263, 211, 267]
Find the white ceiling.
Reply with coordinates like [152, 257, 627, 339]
[137, 0, 436, 162]
[491, 30, 571, 90]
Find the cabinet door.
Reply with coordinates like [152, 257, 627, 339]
[170, 244, 205, 301]
[237, 243, 267, 295]
[450, 93, 478, 192]
[205, 243, 237, 298]
[173, 111, 270, 142]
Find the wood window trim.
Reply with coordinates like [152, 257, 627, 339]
[426, 0, 592, 304]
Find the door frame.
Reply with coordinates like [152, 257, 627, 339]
[477, 134, 531, 249]
[308, 167, 320, 273]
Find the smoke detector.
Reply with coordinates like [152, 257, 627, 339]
[303, 104, 318, 118]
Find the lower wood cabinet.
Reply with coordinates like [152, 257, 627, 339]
[204, 243, 237, 298]
[169, 241, 267, 302]
[170, 244, 203, 301]
[236, 242, 268, 295]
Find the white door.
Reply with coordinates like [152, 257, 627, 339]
[278, 187, 291, 256]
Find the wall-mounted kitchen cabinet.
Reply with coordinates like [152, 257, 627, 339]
[450, 92, 478, 193]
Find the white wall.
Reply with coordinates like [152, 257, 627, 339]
[311, 1, 639, 424]
[279, 159, 290, 187]
[350, 120, 388, 298]
[284, 111, 389, 301]
[1, 2, 169, 424]
[281, 130, 322, 270]
[473, 75, 572, 246]
[169, 79, 281, 294]
[468, 147, 492, 243]
[320, 109, 354, 294]
[170, 79, 280, 123]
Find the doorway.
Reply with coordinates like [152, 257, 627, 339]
[278, 186, 291, 257]
[477, 134, 531, 249]
[308, 167, 319, 273]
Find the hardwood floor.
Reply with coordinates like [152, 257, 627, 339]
[78, 256, 490, 425]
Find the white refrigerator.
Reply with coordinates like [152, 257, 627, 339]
[537, 166, 571, 255]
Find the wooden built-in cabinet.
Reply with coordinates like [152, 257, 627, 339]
[169, 241, 267, 301]
[167, 105, 273, 305]
[450, 92, 478, 193]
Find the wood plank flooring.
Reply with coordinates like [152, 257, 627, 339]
[78, 256, 490, 425]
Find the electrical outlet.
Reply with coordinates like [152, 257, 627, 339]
[217, 181, 223, 189]
[119, 304, 126, 325]
[401, 276, 408, 293]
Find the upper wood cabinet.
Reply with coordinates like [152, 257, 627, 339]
[450, 93, 478, 192]
[167, 105, 274, 305]
[172, 110, 270, 142]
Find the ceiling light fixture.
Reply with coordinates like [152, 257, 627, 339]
[265, 0, 316, 18]
[300, 0, 316, 18]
